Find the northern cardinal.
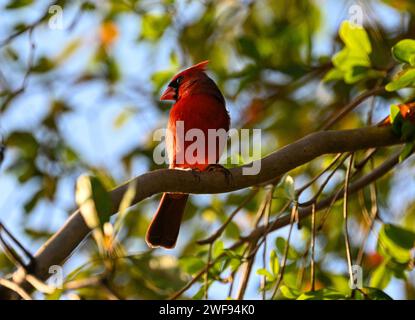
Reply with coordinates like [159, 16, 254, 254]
[146, 61, 230, 249]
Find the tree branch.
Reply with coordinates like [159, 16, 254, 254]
[0, 126, 403, 298]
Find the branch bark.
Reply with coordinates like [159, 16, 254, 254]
[0, 126, 403, 298]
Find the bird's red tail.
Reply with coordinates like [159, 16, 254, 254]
[146, 193, 188, 249]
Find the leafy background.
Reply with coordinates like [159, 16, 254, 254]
[0, 0, 414, 299]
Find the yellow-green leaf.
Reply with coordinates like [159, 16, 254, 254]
[392, 39, 415, 66]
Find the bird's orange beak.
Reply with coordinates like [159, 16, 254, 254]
[160, 86, 176, 101]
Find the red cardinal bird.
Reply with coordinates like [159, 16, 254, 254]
[146, 61, 230, 249]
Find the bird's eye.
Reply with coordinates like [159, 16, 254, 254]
[169, 76, 184, 89]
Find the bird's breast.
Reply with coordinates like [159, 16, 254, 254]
[166, 94, 230, 169]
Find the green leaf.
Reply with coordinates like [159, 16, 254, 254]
[24, 227, 53, 240]
[6, 131, 39, 159]
[54, 39, 82, 65]
[6, 0, 33, 9]
[339, 21, 371, 54]
[256, 268, 274, 281]
[297, 288, 346, 300]
[23, 190, 43, 213]
[391, 39, 415, 66]
[90, 178, 113, 226]
[81, 2, 96, 11]
[390, 104, 401, 124]
[345, 66, 370, 84]
[105, 55, 120, 83]
[45, 289, 63, 300]
[325, 21, 383, 84]
[401, 121, 415, 141]
[237, 37, 261, 60]
[114, 181, 137, 234]
[75, 175, 112, 230]
[370, 261, 392, 290]
[75, 175, 113, 254]
[345, 67, 384, 84]
[280, 285, 301, 299]
[378, 223, 415, 264]
[212, 240, 224, 258]
[270, 249, 280, 276]
[224, 221, 240, 239]
[140, 14, 171, 41]
[332, 48, 370, 70]
[31, 56, 55, 73]
[62, 146, 79, 164]
[323, 68, 344, 82]
[180, 256, 205, 274]
[386, 67, 415, 91]
[385, 259, 408, 279]
[192, 285, 205, 300]
[389, 104, 404, 136]
[358, 287, 393, 300]
[275, 237, 298, 260]
[399, 142, 414, 162]
[113, 107, 136, 129]
[4, 47, 19, 61]
[383, 223, 415, 249]
[283, 175, 296, 200]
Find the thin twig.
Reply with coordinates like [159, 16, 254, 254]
[343, 154, 355, 292]
[296, 153, 343, 195]
[320, 87, 385, 130]
[204, 243, 213, 300]
[0, 4, 51, 47]
[317, 188, 344, 232]
[169, 239, 247, 300]
[296, 240, 311, 289]
[236, 194, 270, 300]
[197, 189, 259, 245]
[299, 153, 349, 207]
[261, 189, 273, 299]
[357, 189, 372, 226]
[354, 148, 378, 170]
[236, 236, 260, 300]
[227, 270, 236, 298]
[247, 200, 291, 252]
[0, 278, 32, 300]
[356, 181, 379, 266]
[310, 203, 316, 291]
[100, 279, 123, 300]
[0, 222, 33, 270]
[64, 276, 101, 290]
[21, 29, 36, 89]
[271, 202, 298, 299]
[25, 274, 55, 294]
